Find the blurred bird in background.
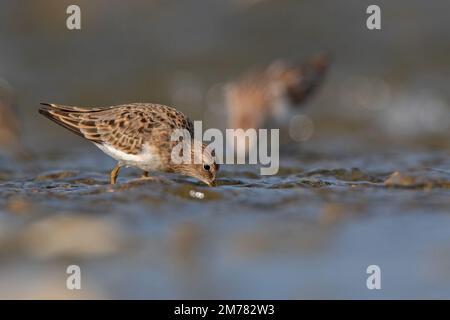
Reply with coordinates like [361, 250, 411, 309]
[0, 80, 29, 159]
[225, 53, 330, 152]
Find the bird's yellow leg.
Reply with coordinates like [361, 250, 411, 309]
[110, 164, 121, 185]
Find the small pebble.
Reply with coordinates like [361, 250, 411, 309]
[189, 190, 205, 200]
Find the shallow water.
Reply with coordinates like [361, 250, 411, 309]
[0, 146, 449, 299]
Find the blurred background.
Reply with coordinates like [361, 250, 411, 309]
[0, 0, 449, 299]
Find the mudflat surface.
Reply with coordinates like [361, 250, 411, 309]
[1, 147, 449, 298]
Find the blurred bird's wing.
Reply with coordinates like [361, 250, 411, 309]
[277, 53, 331, 106]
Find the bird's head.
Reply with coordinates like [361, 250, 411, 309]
[170, 142, 219, 187]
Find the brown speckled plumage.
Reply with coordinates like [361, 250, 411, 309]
[39, 103, 193, 155]
[39, 103, 218, 186]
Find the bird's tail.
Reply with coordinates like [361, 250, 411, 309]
[38, 103, 93, 140]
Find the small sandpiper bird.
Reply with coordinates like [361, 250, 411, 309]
[39, 103, 219, 186]
[225, 53, 330, 150]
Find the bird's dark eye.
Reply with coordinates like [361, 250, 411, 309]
[203, 164, 211, 171]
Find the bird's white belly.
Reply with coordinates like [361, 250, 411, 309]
[94, 143, 163, 171]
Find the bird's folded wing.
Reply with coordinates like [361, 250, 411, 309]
[39, 103, 193, 155]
